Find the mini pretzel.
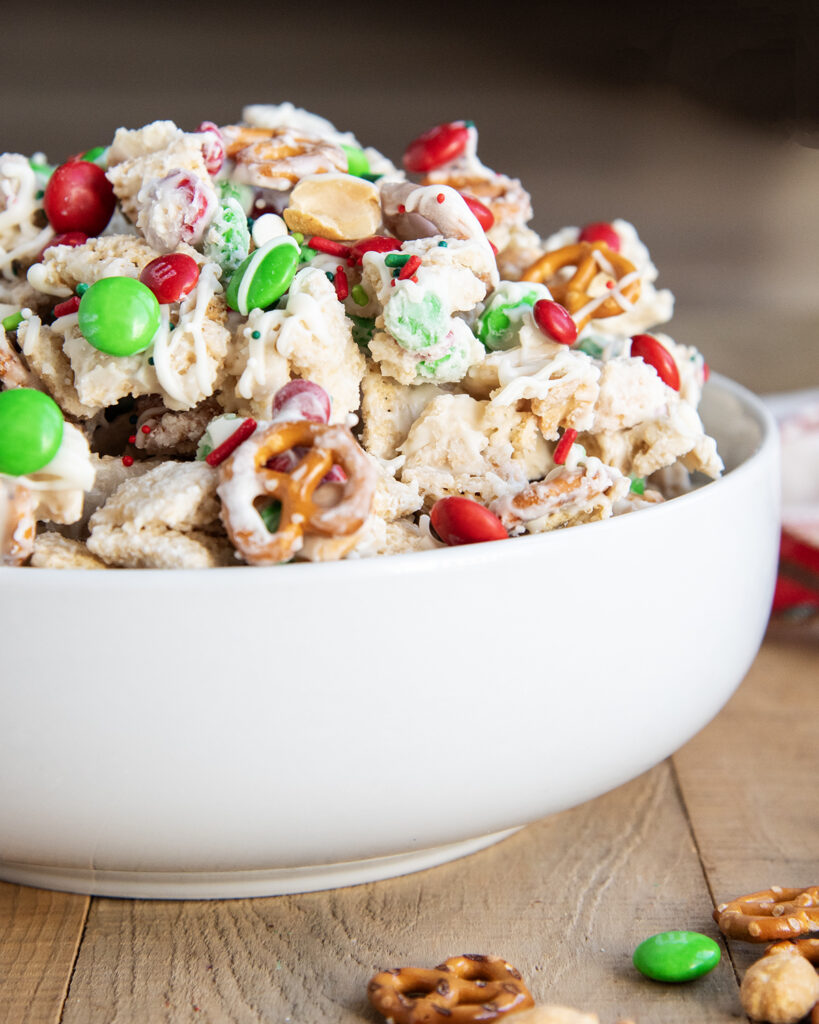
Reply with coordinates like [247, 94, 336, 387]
[217, 420, 376, 566]
[367, 953, 534, 1024]
[220, 124, 347, 189]
[715, 887, 819, 942]
[521, 242, 641, 329]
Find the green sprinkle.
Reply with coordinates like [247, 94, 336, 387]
[385, 253, 411, 268]
[291, 232, 304, 244]
[360, 172, 383, 182]
[351, 284, 369, 307]
[574, 337, 604, 359]
[260, 500, 282, 533]
[2, 312, 24, 332]
[148, 357, 154, 365]
[341, 143, 370, 178]
[75, 283, 90, 296]
[251, 330, 261, 339]
[464, 120, 475, 128]
[81, 146, 107, 165]
[437, 240, 448, 247]
[197, 444, 213, 460]
[326, 271, 335, 281]
[35, 189, 44, 200]
[630, 476, 646, 495]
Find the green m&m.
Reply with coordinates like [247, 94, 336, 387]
[633, 930, 721, 983]
[78, 277, 161, 356]
[0, 388, 64, 476]
[225, 237, 300, 315]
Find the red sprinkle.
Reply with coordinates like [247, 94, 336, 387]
[553, 428, 578, 465]
[127, 435, 136, 445]
[533, 299, 578, 345]
[348, 235, 402, 265]
[205, 417, 257, 467]
[430, 496, 507, 546]
[630, 334, 680, 391]
[488, 240, 499, 257]
[53, 295, 80, 318]
[334, 265, 349, 301]
[578, 222, 621, 252]
[307, 236, 352, 258]
[397, 204, 406, 214]
[403, 122, 470, 173]
[459, 193, 494, 231]
[436, 193, 445, 203]
[398, 254, 422, 280]
[703, 361, 711, 382]
[122, 455, 134, 467]
[141, 424, 151, 434]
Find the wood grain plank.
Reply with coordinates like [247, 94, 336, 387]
[674, 640, 819, 975]
[60, 762, 737, 1023]
[0, 882, 88, 1024]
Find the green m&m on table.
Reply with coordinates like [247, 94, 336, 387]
[225, 237, 301, 315]
[78, 277, 161, 356]
[0, 388, 64, 476]
[633, 930, 721, 982]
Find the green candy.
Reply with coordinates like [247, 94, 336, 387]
[384, 292, 447, 352]
[633, 931, 721, 983]
[0, 387, 64, 476]
[574, 337, 605, 359]
[341, 144, 370, 178]
[78, 277, 161, 357]
[226, 238, 300, 314]
[349, 315, 376, 349]
[204, 192, 251, 277]
[477, 286, 541, 351]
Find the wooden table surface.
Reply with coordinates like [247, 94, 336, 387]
[1, 637, 816, 1024]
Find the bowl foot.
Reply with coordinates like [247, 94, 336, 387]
[0, 828, 520, 900]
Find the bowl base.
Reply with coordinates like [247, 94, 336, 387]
[0, 828, 520, 900]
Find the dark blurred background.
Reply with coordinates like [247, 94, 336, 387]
[3, 0, 818, 392]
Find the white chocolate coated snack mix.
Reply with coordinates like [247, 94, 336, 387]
[0, 106, 721, 568]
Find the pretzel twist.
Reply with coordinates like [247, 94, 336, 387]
[715, 887, 819, 942]
[221, 125, 347, 188]
[521, 241, 641, 330]
[367, 954, 534, 1024]
[217, 420, 375, 566]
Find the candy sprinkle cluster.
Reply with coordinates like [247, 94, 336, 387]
[0, 103, 721, 569]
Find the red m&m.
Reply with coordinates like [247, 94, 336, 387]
[630, 334, 680, 391]
[533, 300, 578, 345]
[140, 253, 200, 304]
[459, 193, 494, 231]
[271, 380, 331, 424]
[578, 222, 621, 251]
[430, 496, 507, 546]
[403, 122, 470, 173]
[43, 161, 116, 236]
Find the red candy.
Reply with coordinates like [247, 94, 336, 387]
[348, 236, 402, 264]
[430, 496, 507, 546]
[170, 173, 213, 243]
[53, 296, 80, 318]
[533, 299, 577, 345]
[403, 121, 470, 173]
[460, 193, 494, 231]
[271, 380, 331, 424]
[43, 161, 116, 236]
[40, 231, 88, 260]
[205, 418, 257, 467]
[553, 428, 578, 465]
[630, 333, 680, 391]
[196, 121, 225, 175]
[139, 253, 201, 304]
[578, 222, 621, 252]
[334, 266, 349, 301]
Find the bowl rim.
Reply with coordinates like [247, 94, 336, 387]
[0, 372, 778, 586]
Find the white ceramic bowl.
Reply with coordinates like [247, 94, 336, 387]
[0, 374, 779, 899]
